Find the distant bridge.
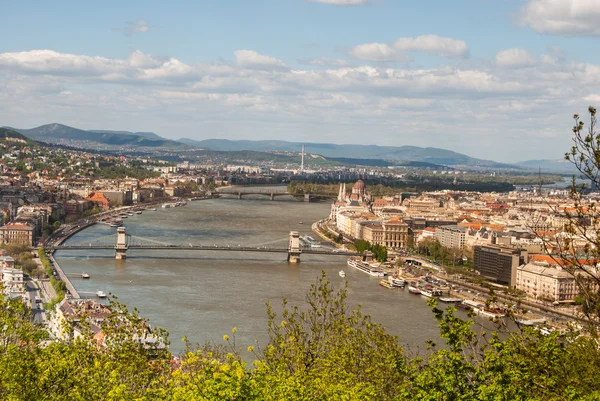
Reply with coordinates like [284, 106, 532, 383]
[51, 227, 360, 262]
[215, 188, 338, 201]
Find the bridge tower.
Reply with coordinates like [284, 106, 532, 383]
[287, 231, 302, 263]
[115, 227, 128, 259]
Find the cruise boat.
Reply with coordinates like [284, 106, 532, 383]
[108, 219, 123, 227]
[439, 297, 463, 303]
[347, 258, 386, 277]
[379, 279, 393, 289]
[81, 272, 90, 279]
[461, 300, 506, 318]
[339, 270, 346, 278]
[420, 286, 443, 298]
[408, 281, 421, 294]
[389, 277, 406, 287]
[96, 291, 107, 298]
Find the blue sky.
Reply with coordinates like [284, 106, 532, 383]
[1, 0, 600, 162]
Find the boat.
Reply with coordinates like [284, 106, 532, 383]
[96, 291, 107, 298]
[461, 300, 506, 318]
[162, 204, 171, 208]
[136, 211, 142, 214]
[408, 281, 421, 294]
[147, 208, 157, 211]
[298, 222, 303, 225]
[108, 219, 123, 227]
[81, 272, 90, 279]
[389, 277, 406, 287]
[379, 279, 393, 289]
[347, 258, 386, 277]
[420, 286, 443, 298]
[128, 212, 134, 216]
[339, 270, 346, 278]
[439, 297, 463, 303]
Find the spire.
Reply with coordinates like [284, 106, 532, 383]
[300, 144, 305, 173]
[338, 183, 343, 201]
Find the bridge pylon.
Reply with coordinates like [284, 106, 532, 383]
[115, 227, 128, 259]
[288, 231, 302, 263]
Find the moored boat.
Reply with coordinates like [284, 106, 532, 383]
[408, 282, 421, 294]
[439, 297, 463, 303]
[347, 258, 386, 277]
[339, 270, 346, 278]
[461, 300, 506, 318]
[389, 277, 406, 287]
[96, 291, 107, 298]
[379, 279, 393, 289]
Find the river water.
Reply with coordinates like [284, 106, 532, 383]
[55, 197, 501, 354]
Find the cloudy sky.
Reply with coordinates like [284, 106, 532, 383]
[1, 0, 599, 163]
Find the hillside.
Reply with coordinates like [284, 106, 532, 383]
[10, 124, 184, 149]
[0, 127, 35, 143]
[88, 130, 164, 140]
[178, 138, 517, 169]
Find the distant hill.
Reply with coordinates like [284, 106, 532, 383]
[516, 159, 579, 174]
[0, 127, 34, 143]
[9, 123, 184, 149]
[178, 138, 516, 168]
[88, 130, 165, 140]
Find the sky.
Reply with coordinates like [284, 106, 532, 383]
[1, 0, 599, 163]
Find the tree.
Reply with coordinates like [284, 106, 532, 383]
[550, 106, 600, 325]
[254, 272, 406, 399]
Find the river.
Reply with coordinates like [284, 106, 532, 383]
[55, 196, 503, 354]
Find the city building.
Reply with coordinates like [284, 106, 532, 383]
[473, 245, 527, 286]
[435, 225, 467, 249]
[0, 223, 34, 246]
[515, 256, 598, 303]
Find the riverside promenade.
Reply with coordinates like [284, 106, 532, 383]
[48, 253, 80, 299]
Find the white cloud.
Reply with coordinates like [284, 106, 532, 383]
[1, 48, 598, 162]
[392, 35, 469, 58]
[519, 0, 600, 36]
[496, 48, 536, 68]
[348, 43, 407, 62]
[298, 57, 351, 67]
[122, 20, 150, 36]
[305, 0, 367, 5]
[234, 50, 288, 70]
[349, 35, 468, 61]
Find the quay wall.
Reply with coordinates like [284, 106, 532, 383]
[48, 254, 80, 299]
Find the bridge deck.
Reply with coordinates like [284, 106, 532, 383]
[53, 244, 359, 256]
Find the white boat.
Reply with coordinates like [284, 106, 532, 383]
[389, 277, 406, 287]
[439, 297, 462, 303]
[136, 211, 142, 214]
[96, 291, 107, 298]
[147, 208, 157, 211]
[339, 270, 346, 278]
[461, 300, 506, 318]
[81, 272, 90, 279]
[347, 258, 386, 277]
[162, 204, 171, 208]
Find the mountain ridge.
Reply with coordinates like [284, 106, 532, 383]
[178, 138, 517, 168]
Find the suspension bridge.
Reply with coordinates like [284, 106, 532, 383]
[51, 227, 361, 262]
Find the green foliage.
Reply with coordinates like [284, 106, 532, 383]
[354, 239, 388, 262]
[0, 271, 600, 399]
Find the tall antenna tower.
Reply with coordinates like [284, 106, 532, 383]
[300, 144, 305, 173]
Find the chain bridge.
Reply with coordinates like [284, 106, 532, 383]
[51, 227, 361, 262]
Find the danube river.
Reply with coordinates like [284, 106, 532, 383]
[55, 197, 499, 354]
